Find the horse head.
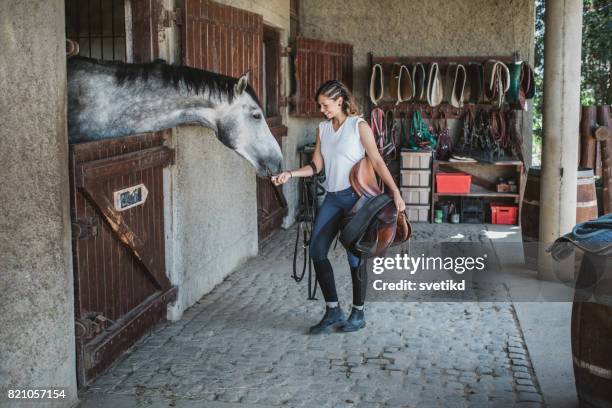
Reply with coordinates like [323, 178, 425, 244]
[67, 58, 283, 177]
[215, 73, 283, 177]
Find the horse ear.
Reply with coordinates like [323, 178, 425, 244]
[235, 72, 250, 95]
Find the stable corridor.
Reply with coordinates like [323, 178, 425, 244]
[79, 224, 565, 408]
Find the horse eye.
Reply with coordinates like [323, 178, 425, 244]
[252, 112, 262, 120]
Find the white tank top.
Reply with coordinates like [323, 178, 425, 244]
[319, 116, 366, 192]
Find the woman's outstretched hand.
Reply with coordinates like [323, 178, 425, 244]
[271, 171, 292, 186]
[392, 189, 406, 212]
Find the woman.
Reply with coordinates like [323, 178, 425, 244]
[272, 80, 405, 334]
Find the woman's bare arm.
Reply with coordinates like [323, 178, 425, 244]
[291, 128, 323, 177]
[272, 129, 323, 185]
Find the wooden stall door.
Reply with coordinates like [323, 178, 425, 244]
[292, 36, 353, 117]
[70, 132, 176, 386]
[257, 121, 288, 241]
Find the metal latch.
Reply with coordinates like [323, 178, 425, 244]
[75, 314, 116, 339]
[71, 216, 99, 240]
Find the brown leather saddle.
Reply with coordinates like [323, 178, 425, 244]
[340, 157, 411, 257]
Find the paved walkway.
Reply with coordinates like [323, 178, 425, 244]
[80, 224, 546, 408]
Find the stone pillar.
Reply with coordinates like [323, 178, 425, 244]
[0, 1, 78, 406]
[538, 0, 583, 279]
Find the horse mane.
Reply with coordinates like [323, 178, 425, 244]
[72, 57, 260, 106]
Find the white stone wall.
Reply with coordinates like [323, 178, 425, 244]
[299, 0, 536, 166]
[164, 0, 294, 318]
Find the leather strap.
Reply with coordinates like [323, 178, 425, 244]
[308, 161, 318, 175]
[370, 106, 385, 143]
[426, 62, 443, 107]
[270, 179, 288, 209]
[369, 63, 384, 105]
[382, 109, 397, 162]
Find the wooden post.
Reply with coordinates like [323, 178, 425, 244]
[597, 105, 612, 213]
[580, 106, 597, 169]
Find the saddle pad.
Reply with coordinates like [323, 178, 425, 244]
[426, 62, 443, 107]
[389, 63, 401, 103]
[443, 63, 467, 108]
[411, 63, 426, 102]
[370, 64, 384, 105]
[397, 65, 413, 103]
[465, 63, 484, 103]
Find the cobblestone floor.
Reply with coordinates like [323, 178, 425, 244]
[80, 224, 545, 408]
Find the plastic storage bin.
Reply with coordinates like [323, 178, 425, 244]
[401, 187, 431, 205]
[401, 170, 431, 187]
[406, 205, 430, 222]
[490, 204, 518, 225]
[436, 173, 471, 193]
[401, 150, 432, 169]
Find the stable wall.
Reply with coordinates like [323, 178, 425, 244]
[298, 0, 536, 167]
[0, 0, 78, 406]
[164, 0, 292, 318]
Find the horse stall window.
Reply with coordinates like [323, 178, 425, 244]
[65, 0, 130, 61]
[263, 25, 281, 119]
[291, 37, 353, 117]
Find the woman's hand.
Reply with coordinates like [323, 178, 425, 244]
[392, 189, 406, 212]
[271, 171, 292, 186]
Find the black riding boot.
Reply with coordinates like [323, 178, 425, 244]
[309, 306, 346, 334]
[340, 265, 367, 332]
[340, 307, 366, 332]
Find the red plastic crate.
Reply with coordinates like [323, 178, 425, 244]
[436, 173, 471, 193]
[490, 204, 518, 225]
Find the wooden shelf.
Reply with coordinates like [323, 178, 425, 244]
[430, 160, 525, 224]
[434, 183, 519, 198]
[434, 160, 522, 166]
[434, 192, 520, 198]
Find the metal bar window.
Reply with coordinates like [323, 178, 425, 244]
[65, 0, 127, 62]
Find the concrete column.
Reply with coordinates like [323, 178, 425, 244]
[538, 0, 583, 279]
[0, 1, 78, 406]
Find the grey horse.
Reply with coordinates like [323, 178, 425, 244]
[67, 57, 283, 176]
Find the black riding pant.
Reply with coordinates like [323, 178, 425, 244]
[310, 187, 366, 305]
